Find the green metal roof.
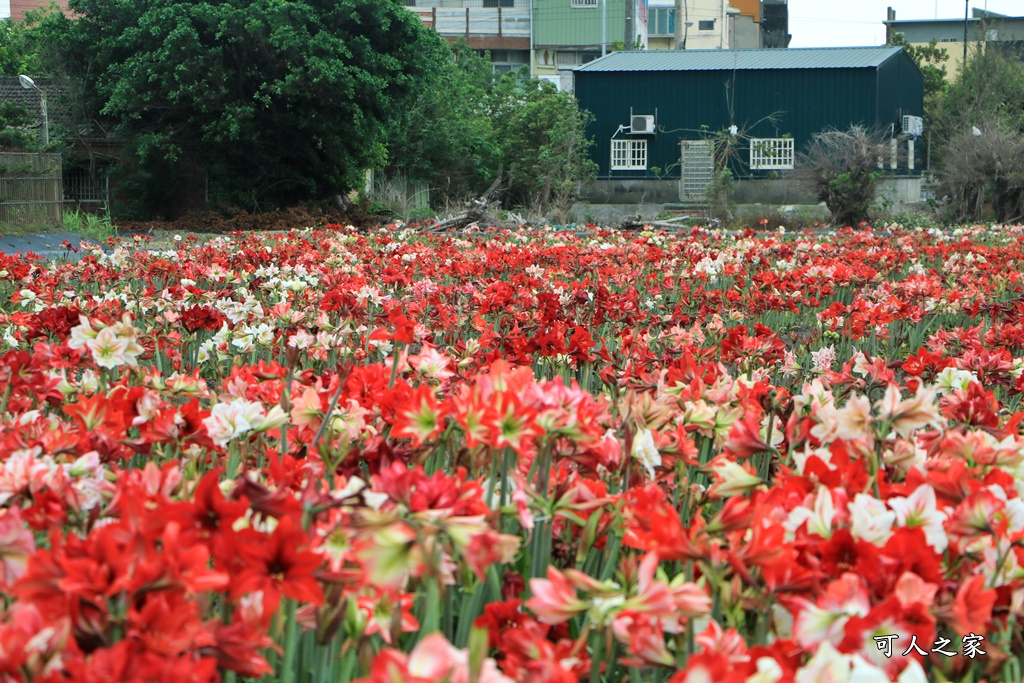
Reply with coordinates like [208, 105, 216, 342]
[575, 46, 906, 73]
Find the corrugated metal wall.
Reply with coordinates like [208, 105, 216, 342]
[876, 55, 926, 133]
[576, 55, 923, 179]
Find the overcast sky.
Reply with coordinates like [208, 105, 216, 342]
[789, 1, 1023, 48]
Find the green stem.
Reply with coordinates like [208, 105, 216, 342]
[589, 628, 604, 683]
[281, 599, 299, 683]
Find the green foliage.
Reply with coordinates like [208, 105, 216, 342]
[54, 0, 444, 213]
[935, 47, 1024, 140]
[384, 42, 499, 204]
[797, 126, 888, 227]
[385, 47, 597, 221]
[828, 170, 881, 225]
[490, 72, 597, 221]
[0, 100, 35, 151]
[932, 47, 1024, 222]
[63, 208, 116, 242]
[0, 17, 35, 76]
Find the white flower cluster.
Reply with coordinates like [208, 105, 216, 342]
[68, 314, 144, 369]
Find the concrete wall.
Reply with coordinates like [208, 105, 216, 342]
[730, 15, 760, 49]
[582, 178, 681, 204]
[732, 179, 818, 205]
[877, 177, 923, 205]
[583, 176, 923, 206]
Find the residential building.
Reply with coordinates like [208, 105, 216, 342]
[531, 0, 649, 91]
[760, 0, 789, 48]
[406, 1, 532, 74]
[647, 1, 784, 51]
[3, 0, 68, 22]
[573, 46, 924, 203]
[884, 8, 1024, 79]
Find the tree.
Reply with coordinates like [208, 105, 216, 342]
[383, 41, 499, 206]
[385, 48, 598, 222]
[0, 101, 36, 150]
[487, 72, 597, 222]
[795, 126, 888, 227]
[51, 0, 445, 214]
[931, 47, 1024, 222]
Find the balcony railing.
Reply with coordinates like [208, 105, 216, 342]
[412, 7, 530, 38]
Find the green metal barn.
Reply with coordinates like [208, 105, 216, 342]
[573, 46, 924, 204]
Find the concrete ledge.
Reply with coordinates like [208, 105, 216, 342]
[583, 176, 923, 207]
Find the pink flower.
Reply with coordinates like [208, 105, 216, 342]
[526, 566, 589, 625]
[0, 507, 34, 586]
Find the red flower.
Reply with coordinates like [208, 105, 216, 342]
[232, 516, 324, 613]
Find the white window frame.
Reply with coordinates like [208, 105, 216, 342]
[611, 139, 647, 170]
[750, 137, 795, 170]
[571, 0, 597, 7]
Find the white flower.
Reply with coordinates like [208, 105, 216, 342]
[811, 345, 836, 373]
[632, 428, 661, 479]
[795, 641, 851, 683]
[202, 398, 265, 446]
[887, 484, 948, 553]
[68, 316, 98, 350]
[288, 330, 315, 350]
[786, 486, 835, 541]
[85, 327, 130, 369]
[848, 493, 895, 546]
[934, 366, 977, 395]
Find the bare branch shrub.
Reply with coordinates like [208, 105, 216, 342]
[936, 119, 1024, 224]
[794, 126, 889, 227]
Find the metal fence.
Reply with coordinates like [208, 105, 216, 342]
[0, 153, 63, 227]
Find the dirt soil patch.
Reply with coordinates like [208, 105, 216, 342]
[117, 203, 384, 236]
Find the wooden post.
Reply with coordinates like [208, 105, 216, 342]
[466, 7, 470, 39]
[498, 7, 503, 38]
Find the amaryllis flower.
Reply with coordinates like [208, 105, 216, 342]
[788, 573, 870, 650]
[357, 589, 419, 645]
[232, 516, 324, 613]
[875, 384, 943, 438]
[407, 344, 454, 381]
[887, 484, 948, 553]
[631, 427, 661, 479]
[85, 326, 130, 368]
[951, 574, 996, 636]
[391, 385, 447, 446]
[202, 397, 287, 446]
[848, 493, 895, 546]
[723, 412, 773, 459]
[834, 393, 873, 442]
[705, 457, 762, 498]
[356, 632, 514, 683]
[526, 566, 589, 625]
[0, 507, 34, 586]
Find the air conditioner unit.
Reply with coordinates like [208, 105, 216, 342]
[901, 115, 924, 137]
[631, 115, 655, 135]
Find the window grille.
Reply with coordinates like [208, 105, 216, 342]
[571, 0, 597, 7]
[611, 139, 647, 170]
[64, 166, 103, 203]
[750, 138, 795, 170]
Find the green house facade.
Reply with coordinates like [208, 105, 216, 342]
[533, 0, 629, 49]
[573, 46, 925, 184]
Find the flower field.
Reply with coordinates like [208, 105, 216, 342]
[2, 222, 1024, 682]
